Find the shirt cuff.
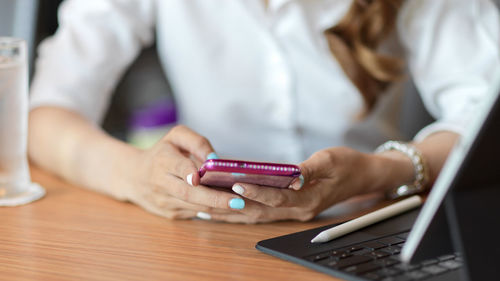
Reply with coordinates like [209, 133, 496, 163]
[29, 90, 108, 124]
[413, 121, 466, 142]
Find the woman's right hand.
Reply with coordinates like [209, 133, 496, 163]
[124, 125, 245, 219]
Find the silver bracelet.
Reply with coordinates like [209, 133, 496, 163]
[375, 141, 429, 199]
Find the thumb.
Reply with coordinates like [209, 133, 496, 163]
[289, 151, 335, 190]
[165, 125, 217, 162]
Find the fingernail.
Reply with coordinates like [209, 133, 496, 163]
[206, 152, 219, 160]
[196, 211, 211, 220]
[232, 184, 245, 195]
[187, 173, 194, 186]
[229, 198, 245, 209]
[289, 174, 304, 190]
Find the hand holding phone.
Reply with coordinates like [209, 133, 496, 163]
[198, 159, 301, 188]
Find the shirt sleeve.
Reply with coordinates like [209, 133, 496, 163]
[397, 0, 500, 141]
[30, 0, 156, 124]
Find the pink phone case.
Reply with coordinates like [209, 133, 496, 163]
[198, 159, 301, 188]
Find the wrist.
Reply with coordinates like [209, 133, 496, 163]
[367, 151, 416, 193]
[109, 140, 142, 201]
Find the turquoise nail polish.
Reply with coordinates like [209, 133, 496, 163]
[206, 152, 219, 160]
[299, 174, 304, 188]
[229, 198, 245, 209]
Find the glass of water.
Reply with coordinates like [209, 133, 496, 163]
[0, 37, 44, 206]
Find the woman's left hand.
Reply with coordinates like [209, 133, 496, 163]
[207, 147, 397, 223]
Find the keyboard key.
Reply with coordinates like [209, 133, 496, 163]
[381, 275, 412, 281]
[375, 267, 403, 277]
[395, 232, 410, 240]
[420, 259, 439, 266]
[393, 263, 420, 272]
[404, 270, 430, 280]
[352, 248, 373, 256]
[363, 272, 384, 280]
[421, 265, 448, 275]
[337, 252, 352, 259]
[336, 255, 373, 268]
[439, 260, 463, 270]
[437, 254, 455, 261]
[330, 249, 346, 255]
[381, 246, 401, 255]
[306, 252, 331, 262]
[318, 257, 341, 267]
[367, 250, 391, 259]
[374, 257, 400, 267]
[360, 241, 386, 250]
[344, 261, 382, 274]
[330, 249, 351, 259]
[378, 236, 405, 246]
[347, 245, 364, 252]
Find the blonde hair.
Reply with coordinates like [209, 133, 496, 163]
[325, 0, 404, 112]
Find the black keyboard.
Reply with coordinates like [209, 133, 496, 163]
[304, 231, 463, 281]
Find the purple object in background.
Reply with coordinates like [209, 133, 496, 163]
[127, 98, 177, 148]
[129, 98, 177, 129]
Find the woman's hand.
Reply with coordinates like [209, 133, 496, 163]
[206, 147, 412, 223]
[124, 125, 246, 219]
[28, 107, 246, 220]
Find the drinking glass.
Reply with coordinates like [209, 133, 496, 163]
[0, 37, 45, 206]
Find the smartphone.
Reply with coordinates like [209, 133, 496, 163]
[198, 159, 301, 189]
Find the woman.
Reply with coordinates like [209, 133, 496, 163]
[28, 0, 500, 223]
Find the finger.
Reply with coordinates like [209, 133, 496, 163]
[194, 209, 245, 221]
[135, 195, 199, 220]
[288, 174, 305, 190]
[159, 174, 247, 210]
[192, 157, 204, 169]
[156, 142, 201, 186]
[209, 200, 314, 223]
[232, 183, 299, 208]
[206, 199, 270, 223]
[240, 200, 316, 222]
[166, 210, 198, 220]
[206, 213, 251, 223]
[165, 125, 216, 162]
[156, 195, 239, 215]
[295, 150, 336, 189]
[148, 192, 208, 213]
[210, 212, 266, 223]
[140, 191, 236, 220]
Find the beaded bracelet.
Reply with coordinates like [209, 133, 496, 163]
[375, 141, 429, 199]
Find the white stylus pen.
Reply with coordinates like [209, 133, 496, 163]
[311, 195, 423, 243]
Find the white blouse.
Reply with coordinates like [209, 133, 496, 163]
[30, 0, 500, 163]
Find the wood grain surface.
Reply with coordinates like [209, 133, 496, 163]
[0, 165, 388, 281]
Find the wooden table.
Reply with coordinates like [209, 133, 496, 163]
[0, 166, 387, 281]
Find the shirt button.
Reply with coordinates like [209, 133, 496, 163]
[295, 126, 304, 136]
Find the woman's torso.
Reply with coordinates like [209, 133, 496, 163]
[154, 0, 407, 163]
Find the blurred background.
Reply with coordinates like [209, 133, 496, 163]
[0, 0, 174, 145]
[1, 0, 499, 144]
